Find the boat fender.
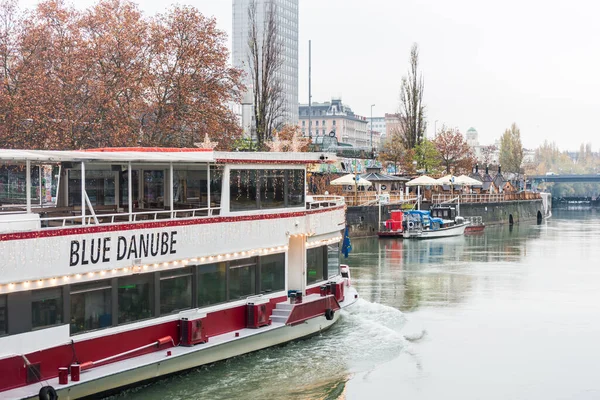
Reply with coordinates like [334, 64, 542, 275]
[39, 386, 58, 400]
[325, 308, 335, 321]
[408, 221, 415, 229]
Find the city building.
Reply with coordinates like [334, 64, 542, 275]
[232, 0, 299, 137]
[367, 116, 386, 150]
[466, 127, 479, 147]
[298, 98, 370, 148]
[384, 113, 402, 137]
[368, 117, 386, 137]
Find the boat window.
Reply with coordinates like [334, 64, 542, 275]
[229, 169, 305, 211]
[327, 244, 340, 279]
[260, 253, 285, 293]
[143, 170, 164, 209]
[160, 268, 192, 315]
[70, 281, 112, 335]
[197, 262, 227, 306]
[0, 163, 41, 206]
[229, 258, 257, 300]
[230, 170, 258, 211]
[0, 295, 6, 335]
[307, 246, 325, 284]
[120, 169, 139, 207]
[118, 275, 153, 324]
[259, 170, 285, 209]
[210, 165, 223, 210]
[173, 169, 208, 210]
[31, 288, 63, 330]
[68, 169, 116, 206]
[287, 170, 305, 207]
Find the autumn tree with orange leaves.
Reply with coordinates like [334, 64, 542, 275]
[0, 0, 243, 150]
[433, 126, 475, 174]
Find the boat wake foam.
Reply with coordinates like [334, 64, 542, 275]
[112, 299, 412, 400]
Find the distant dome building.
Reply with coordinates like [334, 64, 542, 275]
[466, 127, 479, 147]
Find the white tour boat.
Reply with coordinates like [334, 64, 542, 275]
[0, 147, 358, 400]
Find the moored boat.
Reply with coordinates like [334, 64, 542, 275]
[464, 216, 485, 234]
[0, 148, 358, 399]
[378, 206, 468, 239]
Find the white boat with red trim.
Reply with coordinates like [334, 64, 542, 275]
[0, 148, 358, 400]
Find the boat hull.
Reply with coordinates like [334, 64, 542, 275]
[403, 223, 467, 239]
[464, 224, 485, 234]
[10, 288, 358, 400]
[377, 231, 404, 238]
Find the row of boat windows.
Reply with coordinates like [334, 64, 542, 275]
[67, 167, 224, 209]
[229, 169, 305, 211]
[66, 167, 304, 211]
[0, 245, 339, 337]
[1, 165, 305, 212]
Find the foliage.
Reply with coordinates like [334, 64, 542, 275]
[399, 43, 426, 150]
[414, 138, 440, 173]
[232, 137, 258, 152]
[278, 125, 309, 152]
[528, 141, 600, 197]
[378, 128, 413, 174]
[0, 0, 243, 150]
[480, 145, 498, 168]
[499, 123, 524, 173]
[433, 126, 474, 174]
[247, 0, 285, 150]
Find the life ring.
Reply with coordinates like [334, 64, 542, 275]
[39, 386, 58, 400]
[408, 221, 415, 229]
[325, 308, 335, 320]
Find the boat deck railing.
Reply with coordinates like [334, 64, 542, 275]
[307, 195, 345, 209]
[0, 195, 346, 231]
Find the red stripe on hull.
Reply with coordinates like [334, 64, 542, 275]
[0, 206, 344, 242]
[0, 295, 285, 392]
[286, 296, 341, 326]
[215, 159, 333, 165]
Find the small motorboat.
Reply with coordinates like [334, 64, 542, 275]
[464, 216, 485, 234]
[378, 206, 468, 239]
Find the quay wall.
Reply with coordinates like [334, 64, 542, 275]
[346, 199, 545, 238]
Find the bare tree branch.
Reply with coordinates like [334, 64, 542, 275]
[247, 0, 285, 150]
[399, 43, 426, 150]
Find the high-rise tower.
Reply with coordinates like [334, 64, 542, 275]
[232, 0, 299, 135]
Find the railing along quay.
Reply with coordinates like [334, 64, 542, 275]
[340, 192, 542, 207]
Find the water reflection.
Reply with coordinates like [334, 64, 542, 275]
[351, 222, 544, 311]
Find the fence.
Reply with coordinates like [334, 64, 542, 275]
[431, 192, 541, 204]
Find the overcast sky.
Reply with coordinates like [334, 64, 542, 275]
[20, 0, 600, 150]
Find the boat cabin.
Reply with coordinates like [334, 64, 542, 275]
[0, 148, 345, 359]
[430, 205, 458, 221]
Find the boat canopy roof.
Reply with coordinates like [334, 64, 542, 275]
[0, 148, 336, 164]
[405, 210, 430, 216]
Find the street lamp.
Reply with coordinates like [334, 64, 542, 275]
[370, 104, 375, 154]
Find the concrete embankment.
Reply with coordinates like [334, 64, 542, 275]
[346, 199, 545, 238]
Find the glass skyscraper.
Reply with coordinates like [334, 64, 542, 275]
[232, 0, 299, 131]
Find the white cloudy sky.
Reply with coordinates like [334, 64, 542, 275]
[19, 0, 600, 150]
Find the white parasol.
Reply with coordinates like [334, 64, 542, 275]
[405, 175, 438, 187]
[330, 173, 372, 187]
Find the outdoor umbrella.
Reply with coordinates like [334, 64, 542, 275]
[455, 175, 483, 186]
[405, 175, 438, 186]
[434, 174, 457, 185]
[405, 175, 438, 210]
[330, 173, 372, 187]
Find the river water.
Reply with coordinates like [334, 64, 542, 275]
[112, 210, 600, 400]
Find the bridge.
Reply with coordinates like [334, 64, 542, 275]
[527, 174, 600, 183]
